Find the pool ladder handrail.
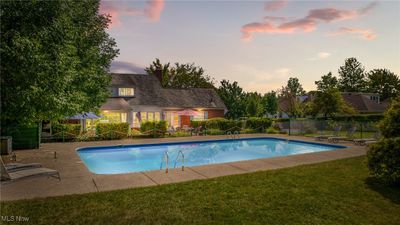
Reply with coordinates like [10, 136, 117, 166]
[173, 150, 185, 171]
[227, 131, 240, 139]
[160, 151, 169, 173]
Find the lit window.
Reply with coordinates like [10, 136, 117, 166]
[118, 88, 134, 96]
[192, 111, 205, 121]
[101, 111, 127, 123]
[155, 112, 160, 121]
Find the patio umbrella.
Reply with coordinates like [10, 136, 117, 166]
[66, 112, 102, 132]
[176, 109, 199, 116]
[66, 112, 102, 120]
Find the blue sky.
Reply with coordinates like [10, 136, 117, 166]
[102, 0, 400, 93]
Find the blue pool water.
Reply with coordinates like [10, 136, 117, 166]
[77, 138, 346, 174]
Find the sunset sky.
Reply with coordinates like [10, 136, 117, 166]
[101, 0, 400, 93]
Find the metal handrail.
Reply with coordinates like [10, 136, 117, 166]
[160, 151, 169, 173]
[174, 150, 185, 171]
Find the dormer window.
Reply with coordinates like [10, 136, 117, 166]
[118, 88, 134, 97]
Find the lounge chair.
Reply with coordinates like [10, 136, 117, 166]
[1, 158, 60, 183]
[5, 162, 42, 172]
[315, 126, 342, 141]
[193, 125, 204, 136]
[328, 126, 357, 143]
[353, 131, 381, 146]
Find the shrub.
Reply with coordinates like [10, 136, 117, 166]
[52, 123, 81, 140]
[140, 121, 167, 138]
[206, 129, 224, 135]
[379, 98, 400, 138]
[170, 131, 191, 137]
[205, 118, 242, 132]
[96, 122, 129, 140]
[367, 98, 400, 184]
[190, 120, 206, 128]
[266, 127, 279, 134]
[367, 137, 400, 184]
[244, 117, 272, 132]
[241, 128, 256, 134]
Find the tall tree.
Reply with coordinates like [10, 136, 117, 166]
[144, 58, 171, 87]
[263, 91, 278, 117]
[308, 89, 355, 118]
[217, 80, 245, 119]
[145, 59, 214, 89]
[367, 69, 400, 101]
[308, 72, 355, 118]
[278, 77, 306, 118]
[315, 72, 338, 92]
[0, 0, 119, 126]
[284, 77, 306, 96]
[338, 57, 366, 92]
[245, 92, 263, 117]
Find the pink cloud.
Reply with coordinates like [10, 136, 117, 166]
[99, 0, 164, 28]
[306, 8, 357, 22]
[242, 2, 378, 41]
[144, 0, 165, 22]
[331, 27, 377, 40]
[264, 0, 288, 12]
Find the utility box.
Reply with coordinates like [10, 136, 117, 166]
[0, 136, 13, 155]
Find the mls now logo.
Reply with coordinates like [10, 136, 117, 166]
[1, 215, 29, 222]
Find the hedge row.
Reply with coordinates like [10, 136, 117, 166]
[140, 121, 167, 137]
[96, 122, 129, 140]
[52, 124, 81, 139]
[191, 117, 272, 133]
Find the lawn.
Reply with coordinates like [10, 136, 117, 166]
[1, 156, 399, 225]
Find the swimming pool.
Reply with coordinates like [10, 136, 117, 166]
[77, 138, 346, 174]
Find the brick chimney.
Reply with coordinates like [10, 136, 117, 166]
[154, 69, 163, 83]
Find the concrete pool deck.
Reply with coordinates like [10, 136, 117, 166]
[0, 134, 366, 201]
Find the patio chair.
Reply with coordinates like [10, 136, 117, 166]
[328, 126, 357, 143]
[167, 126, 176, 136]
[5, 162, 42, 172]
[193, 125, 204, 136]
[1, 158, 60, 183]
[353, 131, 381, 146]
[315, 126, 342, 141]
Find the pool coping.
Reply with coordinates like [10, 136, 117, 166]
[0, 134, 366, 201]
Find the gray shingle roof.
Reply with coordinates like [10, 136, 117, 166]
[109, 73, 226, 109]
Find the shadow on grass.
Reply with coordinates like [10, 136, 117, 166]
[365, 177, 400, 204]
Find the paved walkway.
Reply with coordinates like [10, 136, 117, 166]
[1, 134, 366, 201]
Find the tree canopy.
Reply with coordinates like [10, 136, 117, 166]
[217, 80, 245, 119]
[145, 58, 215, 89]
[282, 77, 306, 96]
[0, 0, 118, 126]
[315, 72, 338, 92]
[338, 57, 366, 92]
[263, 91, 278, 116]
[367, 69, 400, 101]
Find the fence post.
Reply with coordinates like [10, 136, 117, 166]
[62, 130, 65, 142]
[360, 122, 363, 139]
[289, 119, 291, 136]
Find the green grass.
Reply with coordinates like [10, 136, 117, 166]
[304, 131, 376, 139]
[1, 156, 399, 225]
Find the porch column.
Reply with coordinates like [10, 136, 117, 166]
[127, 111, 134, 128]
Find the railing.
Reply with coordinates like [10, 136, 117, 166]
[173, 150, 185, 171]
[160, 151, 169, 173]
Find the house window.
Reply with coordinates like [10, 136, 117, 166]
[101, 111, 127, 123]
[118, 88, 134, 96]
[191, 111, 206, 121]
[155, 112, 160, 121]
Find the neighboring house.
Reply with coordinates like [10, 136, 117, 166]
[340, 92, 388, 113]
[99, 73, 226, 128]
[276, 92, 389, 118]
[277, 95, 309, 119]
